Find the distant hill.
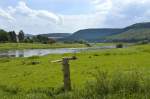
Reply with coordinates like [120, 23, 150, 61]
[41, 33, 71, 37]
[107, 22, 150, 42]
[63, 22, 150, 42]
[106, 28, 150, 42]
[125, 22, 150, 30]
[40, 33, 71, 40]
[64, 29, 123, 42]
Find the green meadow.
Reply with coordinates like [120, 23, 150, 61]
[0, 44, 150, 99]
[0, 43, 86, 50]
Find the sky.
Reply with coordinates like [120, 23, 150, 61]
[0, 0, 150, 34]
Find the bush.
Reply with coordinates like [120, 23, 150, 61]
[54, 70, 150, 99]
[137, 40, 149, 45]
[116, 43, 123, 48]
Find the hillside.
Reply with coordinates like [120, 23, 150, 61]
[63, 22, 150, 42]
[107, 28, 150, 42]
[125, 22, 150, 30]
[106, 22, 150, 42]
[41, 33, 71, 38]
[65, 28, 123, 42]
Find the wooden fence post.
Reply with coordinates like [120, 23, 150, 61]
[51, 56, 77, 92]
[62, 58, 71, 91]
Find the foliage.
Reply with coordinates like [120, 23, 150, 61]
[32, 35, 50, 44]
[48, 38, 56, 44]
[0, 29, 9, 42]
[24, 37, 34, 43]
[55, 70, 150, 99]
[8, 31, 17, 42]
[18, 30, 25, 42]
[116, 43, 123, 48]
[137, 40, 149, 45]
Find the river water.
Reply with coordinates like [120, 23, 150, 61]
[0, 46, 115, 57]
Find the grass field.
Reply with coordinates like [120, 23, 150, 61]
[0, 44, 150, 98]
[0, 43, 86, 50]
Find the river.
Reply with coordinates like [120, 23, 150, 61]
[0, 46, 115, 57]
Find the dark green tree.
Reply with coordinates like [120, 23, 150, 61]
[18, 30, 25, 42]
[48, 38, 56, 44]
[36, 35, 49, 44]
[8, 31, 17, 42]
[0, 29, 9, 42]
[24, 37, 33, 43]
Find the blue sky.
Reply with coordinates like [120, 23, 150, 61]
[0, 0, 150, 34]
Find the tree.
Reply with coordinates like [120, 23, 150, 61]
[116, 43, 123, 48]
[8, 31, 17, 42]
[48, 38, 56, 44]
[36, 35, 49, 44]
[24, 37, 33, 43]
[0, 29, 8, 42]
[18, 30, 25, 42]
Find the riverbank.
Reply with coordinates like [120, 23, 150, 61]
[0, 44, 149, 98]
[0, 43, 86, 50]
[0, 43, 117, 51]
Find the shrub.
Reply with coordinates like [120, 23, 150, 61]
[137, 40, 149, 45]
[0, 58, 10, 63]
[116, 43, 123, 48]
[54, 70, 150, 99]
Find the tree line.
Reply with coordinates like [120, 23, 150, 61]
[0, 29, 25, 42]
[0, 29, 56, 44]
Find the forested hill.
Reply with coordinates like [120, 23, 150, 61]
[63, 22, 150, 42]
[40, 33, 71, 38]
[64, 28, 123, 42]
[106, 22, 150, 42]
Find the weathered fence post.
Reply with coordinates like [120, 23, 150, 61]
[51, 56, 77, 92]
[62, 58, 71, 91]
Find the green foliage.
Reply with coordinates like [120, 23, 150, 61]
[24, 37, 34, 43]
[116, 43, 123, 48]
[48, 38, 56, 44]
[18, 30, 25, 42]
[0, 29, 9, 42]
[137, 40, 149, 45]
[31, 35, 50, 44]
[55, 70, 150, 99]
[8, 31, 17, 42]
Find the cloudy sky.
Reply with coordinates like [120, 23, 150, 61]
[0, 0, 150, 34]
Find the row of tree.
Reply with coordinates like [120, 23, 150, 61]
[0, 29, 56, 44]
[0, 30, 25, 42]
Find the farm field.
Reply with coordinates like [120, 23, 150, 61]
[0, 44, 150, 99]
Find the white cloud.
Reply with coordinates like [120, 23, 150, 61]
[16, 1, 60, 23]
[1, 0, 150, 34]
[0, 8, 14, 21]
[0, 1, 62, 34]
[0, 1, 104, 34]
[92, 0, 112, 13]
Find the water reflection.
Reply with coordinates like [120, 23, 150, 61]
[0, 46, 115, 58]
[0, 48, 81, 58]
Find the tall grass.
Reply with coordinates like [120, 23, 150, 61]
[0, 70, 149, 99]
[55, 70, 150, 99]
